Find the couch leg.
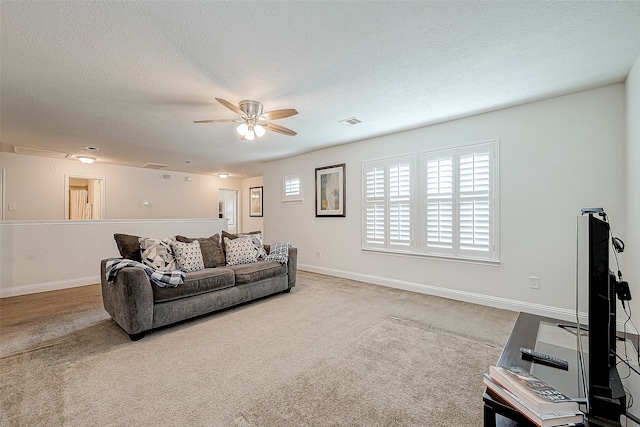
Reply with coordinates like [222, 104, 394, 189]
[282, 288, 291, 293]
[128, 332, 145, 341]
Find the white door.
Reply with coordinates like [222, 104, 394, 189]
[218, 189, 238, 233]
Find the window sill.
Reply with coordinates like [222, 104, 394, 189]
[361, 247, 500, 266]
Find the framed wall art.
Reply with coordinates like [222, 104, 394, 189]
[315, 163, 345, 217]
[249, 186, 263, 217]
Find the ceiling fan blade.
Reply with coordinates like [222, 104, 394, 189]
[263, 122, 297, 136]
[193, 119, 238, 123]
[215, 98, 244, 116]
[261, 108, 298, 121]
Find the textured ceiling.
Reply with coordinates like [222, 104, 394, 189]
[1, 1, 640, 178]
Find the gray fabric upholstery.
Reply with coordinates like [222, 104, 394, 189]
[152, 276, 288, 329]
[227, 261, 286, 285]
[152, 268, 235, 303]
[101, 261, 153, 334]
[100, 245, 297, 338]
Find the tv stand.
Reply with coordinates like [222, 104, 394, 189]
[483, 312, 637, 427]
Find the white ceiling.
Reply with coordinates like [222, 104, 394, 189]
[1, 1, 640, 178]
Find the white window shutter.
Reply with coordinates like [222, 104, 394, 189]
[424, 154, 454, 253]
[362, 156, 414, 251]
[283, 173, 303, 201]
[363, 161, 386, 248]
[458, 146, 492, 256]
[388, 159, 412, 248]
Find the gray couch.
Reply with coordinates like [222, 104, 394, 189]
[100, 245, 297, 340]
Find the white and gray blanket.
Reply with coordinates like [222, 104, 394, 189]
[105, 258, 185, 288]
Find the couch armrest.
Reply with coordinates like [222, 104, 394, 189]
[101, 259, 154, 335]
[287, 247, 297, 289]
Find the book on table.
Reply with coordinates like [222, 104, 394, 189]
[484, 374, 584, 427]
[489, 366, 580, 414]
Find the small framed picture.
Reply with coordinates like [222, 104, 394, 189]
[315, 163, 345, 217]
[249, 186, 263, 217]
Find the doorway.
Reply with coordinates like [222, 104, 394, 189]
[218, 189, 238, 233]
[64, 175, 105, 220]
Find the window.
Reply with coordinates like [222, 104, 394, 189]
[362, 141, 498, 262]
[422, 142, 497, 261]
[363, 155, 415, 251]
[283, 173, 303, 202]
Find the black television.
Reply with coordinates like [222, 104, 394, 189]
[577, 212, 626, 422]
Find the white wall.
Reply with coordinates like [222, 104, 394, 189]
[0, 152, 241, 220]
[623, 52, 640, 423]
[264, 84, 627, 320]
[0, 218, 228, 297]
[240, 176, 264, 233]
[626, 55, 640, 328]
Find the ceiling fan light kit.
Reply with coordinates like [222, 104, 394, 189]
[195, 98, 298, 139]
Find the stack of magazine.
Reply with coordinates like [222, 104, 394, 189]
[484, 366, 584, 427]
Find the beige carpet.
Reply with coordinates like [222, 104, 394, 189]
[0, 271, 517, 426]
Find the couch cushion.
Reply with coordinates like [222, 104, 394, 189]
[152, 268, 235, 303]
[227, 261, 286, 285]
[175, 234, 225, 268]
[114, 233, 142, 262]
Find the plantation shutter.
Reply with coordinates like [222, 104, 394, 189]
[363, 156, 414, 250]
[283, 173, 302, 201]
[458, 145, 491, 254]
[422, 142, 496, 260]
[424, 153, 454, 254]
[364, 161, 386, 248]
[388, 158, 412, 248]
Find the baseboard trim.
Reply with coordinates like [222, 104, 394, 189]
[0, 276, 100, 298]
[299, 264, 585, 324]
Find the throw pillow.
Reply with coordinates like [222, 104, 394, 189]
[139, 237, 177, 271]
[224, 236, 258, 266]
[114, 233, 142, 262]
[265, 242, 291, 266]
[221, 230, 267, 260]
[175, 234, 225, 267]
[221, 230, 262, 254]
[171, 240, 205, 272]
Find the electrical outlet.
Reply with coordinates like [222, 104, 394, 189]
[316, 251, 321, 259]
[8, 203, 16, 211]
[529, 276, 540, 289]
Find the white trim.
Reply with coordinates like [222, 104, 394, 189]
[0, 218, 223, 226]
[298, 263, 587, 324]
[0, 276, 99, 298]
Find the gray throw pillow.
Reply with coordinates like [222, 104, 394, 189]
[175, 234, 225, 268]
[113, 233, 142, 262]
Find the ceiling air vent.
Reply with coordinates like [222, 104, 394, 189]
[13, 146, 73, 159]
[338, 117, 362, 126]
[141, 163, 169, 169]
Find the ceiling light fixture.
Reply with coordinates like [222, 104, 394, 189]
[78, 156, 95, 164]
[218, 173, 229, 179]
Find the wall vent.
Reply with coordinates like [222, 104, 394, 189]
[13, 146, 73, 159]
[141, 163, 169, 169]
[338, 117, 362, 126]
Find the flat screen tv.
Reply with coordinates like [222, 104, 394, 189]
[577, 213, 626, 422]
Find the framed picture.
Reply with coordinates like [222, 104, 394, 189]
[249, 186, 263, 217]
[315, 163, 345, 217]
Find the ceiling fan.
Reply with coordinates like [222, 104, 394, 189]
[194, 98, 298, 140]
